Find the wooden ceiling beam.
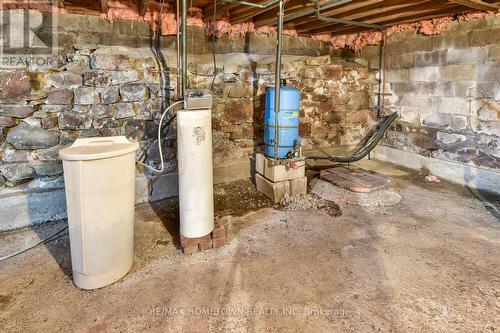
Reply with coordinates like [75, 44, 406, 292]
[251, 0, 333, 26]
[100, 0, 108, 13]
[275, 0, 385, 29]
[449, 0, 499, 10]
[228, 0, 279, 23]
[313, 5, 467, 36]
[203, 3, 240, 18]
[295, 0, 435, 33]
[308, 3, 465, 35]
[139, 0, 151, 16]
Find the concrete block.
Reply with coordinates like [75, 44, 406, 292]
[438, 97, 471, 116]
[400, 36, 433, 53]
[255, 173, 289, 203]
[477, 63, 500, 82]
[470, 27, 500, 47]
[409, 66, 439, 82]
[439, 64, 477, 82]
[255, 173, 307, 203]
[392, 82, 419, 95]
[388, 53, 414, 69]
[289, 177, 307, 196]
[489, 45, 500, 61]
[385, 69, 409, 83]
[432, 32, 469, 50]
[397, 95, 437, 112]
[414, 50, 447, 67]
[255, 153, 305, 182]
[446, 47, 488, 65]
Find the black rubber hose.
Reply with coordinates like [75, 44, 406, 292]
[307, 112, 398, 163]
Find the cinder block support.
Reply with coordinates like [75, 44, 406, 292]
[255, 173, 307, 203]
[255, 153, 305, 182]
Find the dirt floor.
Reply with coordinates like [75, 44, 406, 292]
[0, 160, 499, 333]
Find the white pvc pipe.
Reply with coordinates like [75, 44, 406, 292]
[177, 108, 214, 238]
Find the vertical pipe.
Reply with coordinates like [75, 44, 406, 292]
[181, 0, 187, 98]
[377, 31, 386, 119]
[273, 0, 284, 162]
[176, 0, 181, 99]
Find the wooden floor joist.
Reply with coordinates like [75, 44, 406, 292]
[449, 0, 499, 10]
[58, 0, 497, 36]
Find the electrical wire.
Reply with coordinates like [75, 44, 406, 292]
[211, 0, 217, 91]
[137, 100, 184, 173]
[0, 226, 68, 263]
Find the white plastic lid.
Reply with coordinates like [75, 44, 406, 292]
[59, 136, 139, 161]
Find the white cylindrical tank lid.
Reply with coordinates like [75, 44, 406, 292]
[59, 136, 139, 161]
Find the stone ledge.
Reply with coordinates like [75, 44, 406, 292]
[373, 145, 500, 195]
[1, 157, 252, 232]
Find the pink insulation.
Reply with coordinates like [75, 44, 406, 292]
[313, 10, 498, 51]
[418, 17, 454, 35]
[205, 12, 256, 39]
[187, 7, 204, 28]
[2, 1, 498, 50]
[459, 10, 500, 21]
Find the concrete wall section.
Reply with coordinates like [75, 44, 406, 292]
[355, 15, 500, 190]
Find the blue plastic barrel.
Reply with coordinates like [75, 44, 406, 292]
[264, 86, 301, 158]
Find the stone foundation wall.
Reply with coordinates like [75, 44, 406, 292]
[355, 16, 500, 172]
[0, 13, 373, 230]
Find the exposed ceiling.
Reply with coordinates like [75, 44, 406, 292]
[63, 0, 500, 36]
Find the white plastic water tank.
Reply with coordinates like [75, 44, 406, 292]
[177, 108, 214, 238]
[59, 136, 139, 290]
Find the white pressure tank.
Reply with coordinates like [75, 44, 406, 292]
[177, 108, 214, 238]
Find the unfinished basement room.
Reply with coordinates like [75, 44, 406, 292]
[0, 0, 499, 331]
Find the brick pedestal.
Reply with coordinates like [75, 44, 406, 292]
[180, 220, 227, 255]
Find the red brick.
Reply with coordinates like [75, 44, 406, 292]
[180, 234, 198, 248]
[212, 237, 227, 248]
[199, 235, 213, 251]
[183, 245, 199, 255]
[212, 227, 226, 239]
[215, 209, 234, 217]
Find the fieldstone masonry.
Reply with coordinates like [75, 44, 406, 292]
[0, 17, 372, 209]
[2, 12, 498, 230]
[357, 15, 500, 171]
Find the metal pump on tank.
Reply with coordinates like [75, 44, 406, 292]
[264, 86, 301, 159]
[177, 89, 215, 238]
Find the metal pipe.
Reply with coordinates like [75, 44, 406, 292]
[315, 0, 385, 30]
[259, 0, 352, 26]
[381, 31, 387, 117]
[176, 0, 181, 99]
[376, 32, 385, 118]
[285, 0, 352, 23]
[222, 0, 280, 9]
[181, 0, 187, 98]
[273, 0, 284, 162]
